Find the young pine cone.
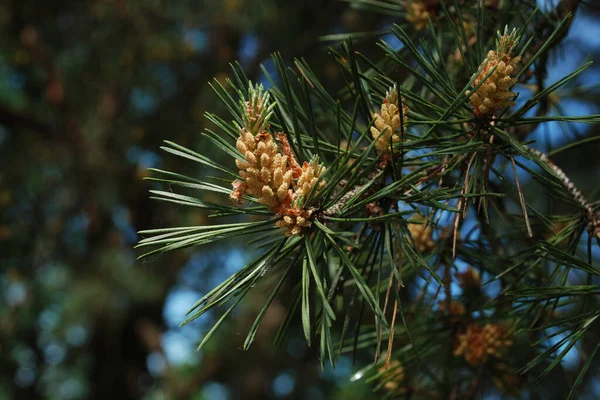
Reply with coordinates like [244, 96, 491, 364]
[371, 86, 408, 153]
[468, 28, 521, 116]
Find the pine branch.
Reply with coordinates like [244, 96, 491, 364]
[137, 1, 600, 397]
[526, 145, 600, 242]
[323, 169, 383, 216]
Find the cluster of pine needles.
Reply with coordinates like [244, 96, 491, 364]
[137, 0, 600, 398]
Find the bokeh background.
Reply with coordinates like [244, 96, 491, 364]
[1, 1, 599, 399]
[0, 1, 386, 399]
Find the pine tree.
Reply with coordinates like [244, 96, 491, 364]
[138, 1, 600, 397]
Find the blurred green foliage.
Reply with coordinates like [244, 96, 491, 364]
[0, 1, 385, 399]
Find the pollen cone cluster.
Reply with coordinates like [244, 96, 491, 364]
[405, 0, 438, 31]
[378, 360, 405, 391]
[231, 84, 326, 236]
[438, 300, 466, 317]
[457, 265, 480, 286]
[371, 86, 408, 153]
[407, 214, 435, 252]
[454, 323, 513, 366]
[232, 130, 293, 209]
[275, 209, 314, 237]
[295, 157, 326, 200]
[468, 28, 521, 116]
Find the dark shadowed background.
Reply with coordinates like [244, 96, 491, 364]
[0, 1, 385, 399]
[1, 1, 600, 399]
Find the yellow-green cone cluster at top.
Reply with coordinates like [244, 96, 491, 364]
[370, 86, 408, 153]
[468, 27, 521, 116]
[231, 84, 326, 236]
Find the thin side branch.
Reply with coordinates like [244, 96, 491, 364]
[526, 145, 600, 241]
